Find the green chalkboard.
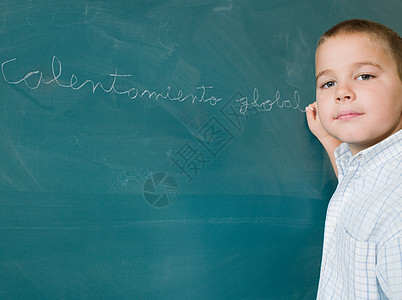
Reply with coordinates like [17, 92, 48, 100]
[1, 1, 400, 299]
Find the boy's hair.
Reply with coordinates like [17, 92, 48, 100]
[317, 19, 402, 81]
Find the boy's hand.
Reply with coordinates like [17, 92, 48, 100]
[306, 101, 341, 177]
[306, 102, 332, 142]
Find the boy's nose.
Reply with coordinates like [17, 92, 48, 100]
[335, 84, 355, 102]
[337, 95, 352, 101]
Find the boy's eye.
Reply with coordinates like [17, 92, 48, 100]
[357, 74, 374, 80]
[321, 81, 336, 89]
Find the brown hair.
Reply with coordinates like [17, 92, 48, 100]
[317, 19, 402, 80]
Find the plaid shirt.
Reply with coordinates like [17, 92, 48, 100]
[317, 130, 402, 299]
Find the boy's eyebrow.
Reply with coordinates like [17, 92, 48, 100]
[316, 69, 331, 82]
[316, 61, 384, 82]
[353, 61, 384, 71]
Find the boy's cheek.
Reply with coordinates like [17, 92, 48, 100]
[316, 107, 334, 129]
[316, 99, 328, 116]
[316, 91, 328, 105]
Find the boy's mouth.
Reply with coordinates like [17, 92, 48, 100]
[335, 110, 364, 121]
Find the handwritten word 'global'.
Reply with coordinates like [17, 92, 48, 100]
[1, 56, 222, 105]
[236, 88, 305, 114]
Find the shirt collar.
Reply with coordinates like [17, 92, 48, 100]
[335, 129, 402, 177]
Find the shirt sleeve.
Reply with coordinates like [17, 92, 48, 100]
[376, 236, 402, 299]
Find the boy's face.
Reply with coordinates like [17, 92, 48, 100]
[315, 33, 402, 155]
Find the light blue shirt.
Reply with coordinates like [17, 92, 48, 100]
[317, 130, 402, 299]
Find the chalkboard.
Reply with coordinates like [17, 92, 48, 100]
[1, 1, 400, 299]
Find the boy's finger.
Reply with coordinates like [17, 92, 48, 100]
[306, 105, 317, 120]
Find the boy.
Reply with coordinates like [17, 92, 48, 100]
[306, 19, 402, 299]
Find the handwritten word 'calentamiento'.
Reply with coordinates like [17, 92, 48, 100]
[1, 56, 222, 105]
[236, 88, 305, 114]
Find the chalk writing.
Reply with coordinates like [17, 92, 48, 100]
[236, 88, 305, 114]
[1, 56, 308, 115]
[1, 56, 222, 106]
[221, 91, 259, 132]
